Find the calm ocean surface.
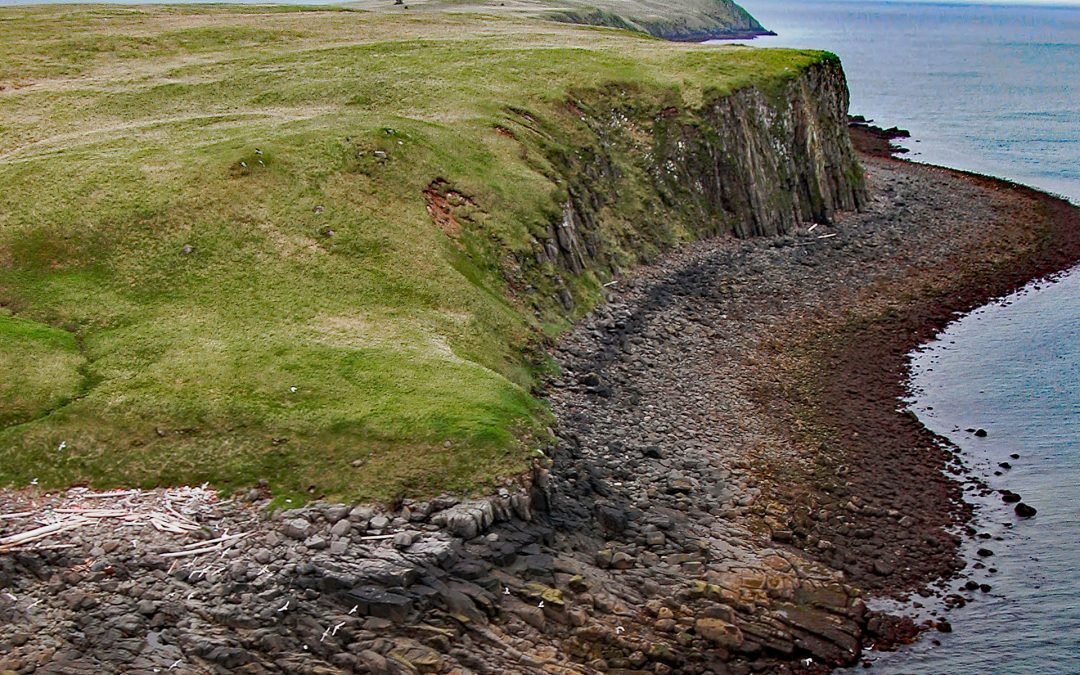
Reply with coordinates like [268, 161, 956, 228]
[714, 1, 1080, 672]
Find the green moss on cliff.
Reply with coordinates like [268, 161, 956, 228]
[0, 5, 856, 502]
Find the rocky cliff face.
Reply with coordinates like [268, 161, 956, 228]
[521, 55, 865, 311]
[542, 0, 773, 42]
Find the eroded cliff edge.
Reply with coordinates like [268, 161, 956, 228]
[506, 55, 865, 316]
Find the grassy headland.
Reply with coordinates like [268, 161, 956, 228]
[0, 4, 823, 502]
[345, 0, 771, 41]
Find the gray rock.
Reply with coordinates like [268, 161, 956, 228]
[304, 535, 329, 550]
[343, 586, 413, 623]
[283, 518, 311, 540]
[325, 505, 350, 523]
[330, 519, 352, 538]
[350, 505, 376, 522]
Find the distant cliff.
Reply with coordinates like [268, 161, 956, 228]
[543, 0, 774, 41]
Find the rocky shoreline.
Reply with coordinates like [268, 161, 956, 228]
[2, 143, 1079, 674]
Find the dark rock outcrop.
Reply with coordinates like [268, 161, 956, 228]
[519, 56, 865, 310]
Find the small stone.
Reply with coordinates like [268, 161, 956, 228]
[666, 478, 693, 494]
[873, 560, 894, 576]
[578, 372, 601, 387]
[393, 532, 415, 549]
[977, 548, 994, 557]
[181, 244, 193, 254]
[369, 515, 390, 531]
[974, 429, 988, 437]
[771, 530, 794, 543]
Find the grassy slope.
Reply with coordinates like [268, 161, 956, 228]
[0, 4, 821, 502]
[346, 0, 769, 40]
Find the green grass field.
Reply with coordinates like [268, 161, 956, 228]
[0, 4, 824, 502]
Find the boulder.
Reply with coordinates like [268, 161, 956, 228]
[695, 617, 745, 650]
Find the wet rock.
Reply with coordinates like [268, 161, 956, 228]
[1014, 502, 1038, 518]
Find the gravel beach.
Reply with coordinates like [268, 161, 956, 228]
[2, 140, 1079, 674]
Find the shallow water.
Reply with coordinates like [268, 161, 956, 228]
[877, 268, 1080, 674]
[714, 2, 1080, 671]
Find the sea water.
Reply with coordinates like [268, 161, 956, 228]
[713, 1, 1080, 672]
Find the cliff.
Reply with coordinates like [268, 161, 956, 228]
[0, 6, 862, 503]
[513, 56, 865, 312]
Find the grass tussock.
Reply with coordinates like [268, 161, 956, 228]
[0, 4, 825, 502]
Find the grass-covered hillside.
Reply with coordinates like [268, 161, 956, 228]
[0, 4, 822, 502]
[347, 0, 771, 41]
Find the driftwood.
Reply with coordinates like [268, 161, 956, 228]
[159, 532, 253, 558]
[0, 512, 34, 521]
[0, 485, 226, 554]
[0, 519, 91, 553]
